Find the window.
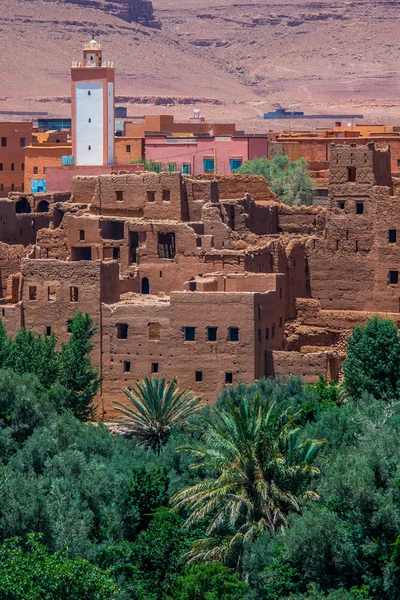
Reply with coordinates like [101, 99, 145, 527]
[67, 319, 73, 333]
[46, 326, 52, 337]
[147, 191, 156, 203]
[21, 163, 24, 171]
[0, 164, 3, 171]
[158, 232, 176, 259]
[88, 145, 91, 151]
[389, 229, 397, 243]
[336, 240, 339, 250]
[129, 232, 139, 264]
[116, 190, 124, 202]
[20, 137, 26, 148]
[29, 286, 37, 301]
[348, 167, 356, 182]
[126, 144, 131, 153]
[225, 372, 233, 384]
[117, 323, 128, 339]
[168, 163, 176, 172]
[182, 163, 191, 174]
[184, 326, 196, 341]
[148, 322, 161, 341]
[271, 324, 276, 339]
[355, 240, 359, 252]
[162, 189, 170, 202]
[151, 362, 159, 373]
[154, 163, 161, 173]
[79, 230, 85, 241]
[265, 327, 269, 340]
[1, 138, 6, 147]
[339, 202, 345, 210]
[88, 118, 91, 123]
[203, 158, 215, 173]
[195, 371, 203, 382]
[258, 328, 262, 343]
[230, 158, 242, 172]
[33, 167, 39, 175]
[11, 163, 14, 171]
[228, 327, 239, 342]
[207, 326, 218, 341]
[356, 202, 364, 215]
[11, 184, 14, 191]
[389, 270, 399, 285]
[0, 184, 3, 191]
[124, 361, 131, 373]
[113, 247, 120, 260]
[48, 286, 56, 302]
[279, 317, 283, 328]
[88, 90, 91, 96]
[70, 286, 79, 302]
[397, 159, 400, 168]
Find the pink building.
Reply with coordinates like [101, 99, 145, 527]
[144, 134, 268, 175]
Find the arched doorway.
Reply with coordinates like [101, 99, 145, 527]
[15, 197, 31, 214]
[37, 200, 49, 213]
[141, 277, 150, 295]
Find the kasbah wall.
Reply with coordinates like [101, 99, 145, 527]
[0, 142, 398, 418]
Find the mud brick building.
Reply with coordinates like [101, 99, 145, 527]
[0, 142, 398, 416]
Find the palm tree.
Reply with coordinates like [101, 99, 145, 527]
[113, 376, 201, 453]
[171, 395, 325, 568]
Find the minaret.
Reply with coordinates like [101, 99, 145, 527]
[71, 37, 115, 166]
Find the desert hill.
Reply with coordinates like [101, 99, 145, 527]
[2, 0, 400, 127]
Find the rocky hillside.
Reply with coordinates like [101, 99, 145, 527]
[2, 0, 400, 128]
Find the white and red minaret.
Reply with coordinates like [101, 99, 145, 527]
[71, 37, 115, 166]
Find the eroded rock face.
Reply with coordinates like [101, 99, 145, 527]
[58, 0, 161, 27]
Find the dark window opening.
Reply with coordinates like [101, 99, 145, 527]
[141, 277, 150, 295]
[196, 237, 202, 248]
[124, 361, 131, 373]
[356, 202, 364, 215]
[37, 200, 49, 213]
[162, 189, 170, 202]
[20, 137, 26, 148]
[189, 281, 197, 292]
[21, 163, 24, 171]
[1, 138, 7, 147]
[348, 167, 356, 182]
[116, 190, 124, 202]
[147, 191, 156, 203]
[158, 232, 176, 259]
[272, 324, 276, 339]
[389, 270, 399, 285]
[100, 220, 124, 240]
[15, 197, 31, 214]
[88, 118, 91, 123]
[184, 326, 196, 341]
[389, 229, 397, 244]
[129, 232, 139, 264]
[48, 286, 56, 302]
[88, 90, 91, 96]
[228, 327, 239, 342]
[46, 326, 52, 337]
[336, 240, 339, 250]
[11, 163, 14, 171]
[33, 166, 39, 175]
[29, 286, 37, 301]
[195, 371, 203, 382]
[126, 144, 131, 153]
[71, 247, 92, 261]
[117, 323, 128, 339]
[70, 286, 79, 302]
[113, 247, 120, 260]
[225, 372, 233, 384]
[67, 319, 73, 333]
[355, 240, 359, 252]
[207, 326, 217, 341]
[279, 317, 283, 328]
[265, 327, 269, 340]
[0, 164, 3, 171]
[151, 362, 159, 373]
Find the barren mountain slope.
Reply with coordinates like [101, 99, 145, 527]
[2, 0, 400, 125]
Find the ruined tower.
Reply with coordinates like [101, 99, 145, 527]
[71, 37, 115, 167]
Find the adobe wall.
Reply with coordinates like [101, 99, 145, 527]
[266, 350, 336, 383]
[0, 242, 29, 299]
[278, 204, 321, 234]
[194, 174, 277, 202]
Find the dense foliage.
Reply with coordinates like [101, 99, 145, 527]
[0, 316, 399, 598]
[237, 155, 316, 205]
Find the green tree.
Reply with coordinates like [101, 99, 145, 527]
[237, 155, 315, 206]
[168, 562, 248, 600]
[58, 312, 100, 421]
[114, 376, 201, 453]
[342, 316, 400, 400]
[0, 534, 118, 600]
[172, 396, 324, 567]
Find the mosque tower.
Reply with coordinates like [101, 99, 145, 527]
[71, 37, 115, 166]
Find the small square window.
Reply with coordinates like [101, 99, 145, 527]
[33, 167, 39, 175]
[195, 370, 203, 382]
[389, 229, 397, 244]
[151, 362, 159, 373]
[207, 326, 218, 341]
[116, 190, 124, 202]
[117, 323, 128, 339]
[167, 163, 176, 172]
[225, 372, 233, 384]
[230, 158, 242, 172]
[79, 230, 85, 241]
[389, 270, 399, 285]
[70, 286, 79, 302]
[203, 158, 215, 173]
[182, 163, 191, 174]
[228, 327, 239, 342]
[48, 286, 56, 302]
[124, 361, 131, 373]
[46, 326, 52, 336]
[29, 286, 37, 301]
[184, 326, 196, 341]
[338, 202, 345, 210]
[126, 144, 131, 153]
[162, 189, 170, 202]
[356, 202, 364, 215]
[147, 191, 156, 203]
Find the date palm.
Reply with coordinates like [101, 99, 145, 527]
[171, 395, 325, 567]
[114, 376, 201, 453]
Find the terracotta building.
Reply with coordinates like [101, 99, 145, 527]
[0, 122, 33, 195]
